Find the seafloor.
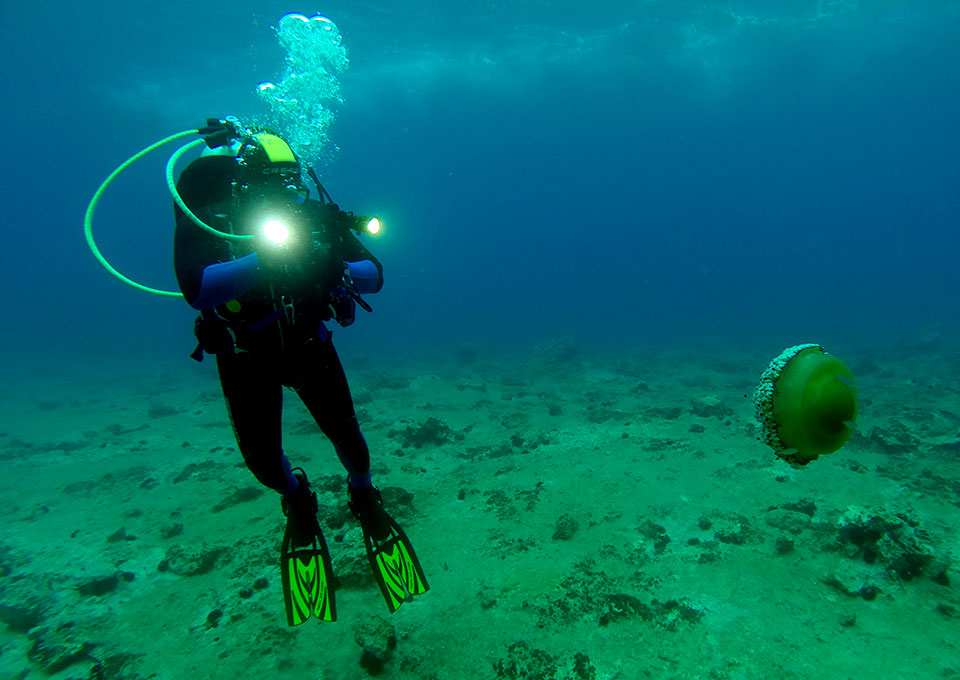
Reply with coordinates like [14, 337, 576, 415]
[2, 335, 959, 680]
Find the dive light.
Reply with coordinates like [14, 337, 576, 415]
[341, 213, 382, 236]
[262, 219, 291, 245]
[364, 217, 382, 235]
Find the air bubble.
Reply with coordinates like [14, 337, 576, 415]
[257, 13, 349, 165]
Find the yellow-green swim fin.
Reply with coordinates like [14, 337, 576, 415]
[281, 530, 336, 625]
[368, 521, 430, 613]
[280, 471, 337, 625]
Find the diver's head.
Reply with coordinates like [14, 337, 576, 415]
[214, 130, 308, 239]
[235, 131, 306, 197]
[200, 120, 306, 194]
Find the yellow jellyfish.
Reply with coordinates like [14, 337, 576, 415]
[754, 344, 859, 467]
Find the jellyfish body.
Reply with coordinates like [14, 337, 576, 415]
[754, 344, 858, 467]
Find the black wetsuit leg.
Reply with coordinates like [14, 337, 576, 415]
[286, 336, 371, 483]
[216, 349, 288, 491]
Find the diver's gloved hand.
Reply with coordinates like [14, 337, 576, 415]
[257, 244, 341, 301]
[254, 240, 290, 279]
[328, 286, 357, 327]
[254, 235, 312, 290]
[299, 254, 347, 291]
[312, 201, 354, 233]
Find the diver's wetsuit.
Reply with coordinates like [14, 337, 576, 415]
[173, 155, 383, 495]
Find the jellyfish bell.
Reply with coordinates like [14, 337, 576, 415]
[754, 344, 859, 467]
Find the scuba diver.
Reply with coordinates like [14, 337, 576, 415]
[171, 117, 428, 624]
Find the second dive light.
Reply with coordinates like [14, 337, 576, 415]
[363, 217, 382, 235]
[339, 213, 382, 236]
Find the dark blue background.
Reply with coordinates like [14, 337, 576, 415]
[2, 1, 957, 372]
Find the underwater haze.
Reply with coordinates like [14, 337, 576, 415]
[2, 1, 960, 679]
[1, 0, 957, 366]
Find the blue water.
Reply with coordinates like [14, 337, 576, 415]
[2, 0, 958, 369]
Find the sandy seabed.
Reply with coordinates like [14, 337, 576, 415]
[2, 338, 959, 680]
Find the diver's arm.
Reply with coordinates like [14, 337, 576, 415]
[174, 208, 260, 309]
[173, 156, 246, 308]
[345, 259, 382, 294]
[192, 254, 263, 309]
[339, 228, 383, 293]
